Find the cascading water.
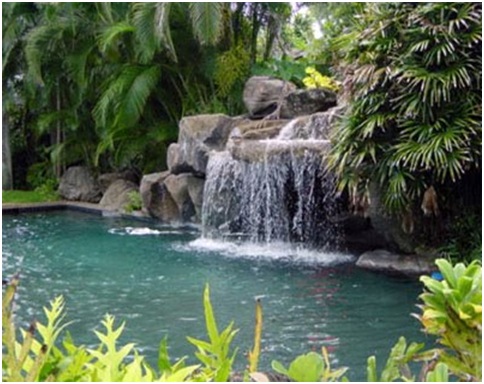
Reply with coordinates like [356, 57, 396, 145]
[201, 108, 343, 251]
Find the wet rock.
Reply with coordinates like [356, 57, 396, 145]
[280, 88, 337, 119]
[170, 114, 236, 176]
[163, 174, 196, 222]
[243, 76, 297, 118]
[229, 138, 331, 163]
[186, 175, 205, 222]
[58, 166, 102, 203]
[99, 179, 138, 212]
[235, 119, 290, 140]
[367, 182, 417, 253]
[356, 249, 437, 276]
[140, 171, 179, 221]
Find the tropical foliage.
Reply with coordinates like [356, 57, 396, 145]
[2, 2, 298, 189]
[328, 2, 482, 217]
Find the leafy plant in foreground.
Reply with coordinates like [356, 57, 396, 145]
[272, 348, 348, 382]
[3, 258, 481, 382]
[417, 259, 482, 381]
[186, 285, 238, 382]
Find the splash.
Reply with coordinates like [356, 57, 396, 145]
[181, 238, 354, 266]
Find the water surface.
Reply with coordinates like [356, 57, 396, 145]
[2, 211, 429, 380]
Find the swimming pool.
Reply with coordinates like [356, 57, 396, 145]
[2, 211, 429, 380]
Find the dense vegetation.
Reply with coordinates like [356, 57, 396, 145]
[328, 3, 482, 259]
[3, 2, 311, 187]
[3, 259, 482, 381]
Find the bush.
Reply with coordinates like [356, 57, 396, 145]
[439, 210, 482, 264]
[123, 191, 142, 213]
[329, 3, 481, 215]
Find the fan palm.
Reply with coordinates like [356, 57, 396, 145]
[330, 2, 481, 215]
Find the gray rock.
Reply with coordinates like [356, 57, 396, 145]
[170, 114, 236, 176]
[356, 249, 437, 275]
[186, 175, 205, 221]
[140, 171, 179, 221]
[228, 138, 331, 163]
[367, 182, 416, 253]
[98, 170, 139, 193]
[235, 119, 290, 140]
[280, 88, 337, 119]
[163, 174, 196, 222]
[58, 166, 102, 203]
[243, 76, 297, 118]
[99, 179, 138, 212]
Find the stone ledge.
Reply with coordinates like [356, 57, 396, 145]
[356, 249, 438, 276]
[2, 201, 151, 222]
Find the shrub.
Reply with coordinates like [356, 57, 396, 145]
[123, 191, 142, 213]
[302, 66, 340, 92]
[329, 3, 481, 215]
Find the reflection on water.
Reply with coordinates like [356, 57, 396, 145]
[2, 211, 428, 381]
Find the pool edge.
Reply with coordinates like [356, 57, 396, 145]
[2, 201, 154, 222]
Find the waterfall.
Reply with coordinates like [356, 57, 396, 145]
[201, 109, 342, 250]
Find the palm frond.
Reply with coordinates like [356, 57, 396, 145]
[131, 2, 157, 63]
[97, 21, 135, 53]
[188, 2, 224, 46]
[24, 24, 57, 85]
[115, 65, 162, 128]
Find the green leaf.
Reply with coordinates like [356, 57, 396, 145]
[286, 352, 324, 382]
[203, 284, 219, 346]
[271, 360, 289, 377]
[426, 362, 449, 382]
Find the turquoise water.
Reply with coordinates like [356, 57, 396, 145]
[2, 211, 430, 381]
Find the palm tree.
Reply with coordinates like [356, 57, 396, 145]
[2, 2, 41, 188]
[92, 2, 229, 171]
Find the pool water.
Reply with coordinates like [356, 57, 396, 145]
[2, 211, 430, 381]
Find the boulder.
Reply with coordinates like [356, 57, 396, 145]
[99, 179, 138, 212]
[169, 114, 236, 176]
[163, 174, 196, 222]
[356, 249, 437, 276]
[58, 166, 102, 203]
[229, 138, 331, 163]
[140, 171, 179, 221]
[167, 143, 191, 175]
[235, 119, 290, 140]
[280, 88, 337, 119]
[186, 175, 205, 221]
[277, 109, 343, 140]
[98, 170, 139, 193]
[243, 76, 297, 118]
[367, 182, 416, 253]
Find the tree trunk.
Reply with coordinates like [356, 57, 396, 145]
[263, 13, 279, 61]
[2, 112, 13, 190]
[250, 5, 260, 65]
[55, 80, 62, 178]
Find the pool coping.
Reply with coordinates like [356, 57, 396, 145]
[2, 201, 152, 222]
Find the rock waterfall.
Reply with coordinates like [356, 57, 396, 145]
[201, 109, 343, 250]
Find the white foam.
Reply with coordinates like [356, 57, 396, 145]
[108, 227, 186, 236]
[180, 238, 355, 266]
